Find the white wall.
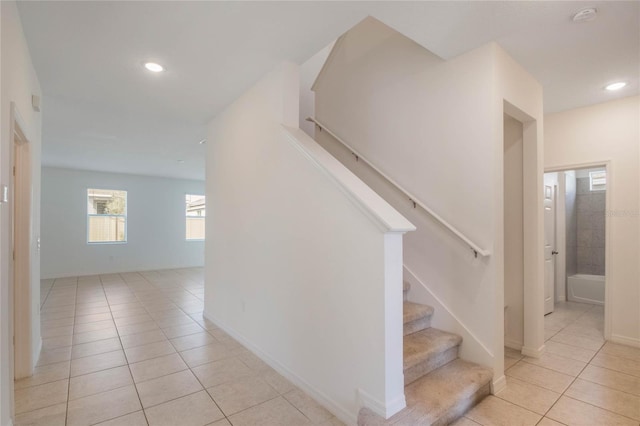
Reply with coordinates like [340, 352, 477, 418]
[205, 62, 414, 423]
[545, 95, 640, 347]
[299, 40, 335, 137]
[41, 167, 204, 278]
[504, 115, 524, 349]
[1, 1, 43, 424]
[312, 17, 543, 388]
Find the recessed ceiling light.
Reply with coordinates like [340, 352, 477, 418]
[177, 159, 185, 164]
[144, 62, 164, 73]
[198, 139, 207, 145]
[605, 82, 627, 91]
[572, 8, 597, 22]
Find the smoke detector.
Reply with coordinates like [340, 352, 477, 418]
[573, 8, 597, 23]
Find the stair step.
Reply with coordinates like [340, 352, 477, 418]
[357, 359, 492, 426]
[403, 302, 434, 335]
[404, 328, 462, 385]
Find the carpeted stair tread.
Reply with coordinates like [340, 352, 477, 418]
[403, 328, 461, 370]
[403, 302, 434, 325]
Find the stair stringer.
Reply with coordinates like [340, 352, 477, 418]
[403, 265, 497, 385]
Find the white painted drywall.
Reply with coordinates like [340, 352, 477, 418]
[299, 40, 335, 138]
[0, 1, 43, 424]
[312, 17, 544, 386]
[545, 95, 640, 347]
[40, 167, 204, 278]
[205, 62, 413, 423]
[504, 115, 524, 349]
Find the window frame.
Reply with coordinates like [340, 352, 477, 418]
[86, 188, 128, 244]
[185, 193, 205, 241]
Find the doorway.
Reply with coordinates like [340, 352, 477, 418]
[10, 102, 34, 390]
[543, 164, 609, 341]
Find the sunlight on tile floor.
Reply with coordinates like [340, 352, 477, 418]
[16, 269, 344, 426]
[454, 301, 640, 426]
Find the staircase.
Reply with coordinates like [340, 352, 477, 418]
[358, 282, 492, 425]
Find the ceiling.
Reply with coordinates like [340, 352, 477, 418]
[17, 1, 639, 181]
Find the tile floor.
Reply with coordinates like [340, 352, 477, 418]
[455, 301, 640, 426]
[15, 269, 344, 426]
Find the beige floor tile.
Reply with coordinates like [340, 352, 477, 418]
[601, 342, 640, 362]
[591, 353, 640, 378]
[75, 305, 111, 316]
[504, 356, 519, 370]
[207, 376, 278, 416]
[41, 335, 73, 350]
[70, 349, 127, 377]
[192, 358, 254, 388]
[13, 402, 67, 426]
[72, 327, 119, 345]
[284, 388, 334, 423]
[562, 323, 604, 341]
[207, 419, 232, 426]
[41, 317, 75, 329]
[111, 308, 148, 319]
[544, 340, 597, 363]
[114, 314, 154, 327]
[36, 346, 72, 366]
[179, 343, 233, 368]
[93, 411, 148, 426]
[136, 369, 203, 408]
[75, 312, 113, 324]
[130, 353, 188, 383]
[546, 396, 637, 426]
[228, 396, 312, 426]
[318, 416, 347, 426]
[67, 384, 142, 426]
[72, 337, 122, 359]
[145, 390, 224, 426]
[450, 417, 481, 426]
[118, 321, 160, 337]
[550, 332, 605, 351]
[496, 377, 561, 415]
[235, 349, 271, 372]
[170, 332, 216, 352]
[120, 329, 168, 349]
[260, 369, 296, 395]
[565, 378, 640, 420]
[162, 322, 205, 339]
[14, 379, 69, 414]
[155, 315, 195, 329]
[14, 361, 70, 390]
[506, 361, 574, 393]
[124, 340, 177, 364]
[580, 364, 640, 396]
[536, 418, 565, 426]
[69, 365, 133, 400]
[465, 396, 541, 426]
[73, 319, 115, 334]
[522, 353, 587, 377]
[42, 325, 74, 338]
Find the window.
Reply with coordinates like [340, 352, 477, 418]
[589, 170, 606, 191]
[186, 194, 205, 240]
[87, 189, 127, 243]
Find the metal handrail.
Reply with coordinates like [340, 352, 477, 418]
[306, 117, 490, 258]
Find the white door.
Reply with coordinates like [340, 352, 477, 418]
[544, 182, 556, 315]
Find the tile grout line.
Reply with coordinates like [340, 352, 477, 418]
[64, 276, 78, 426]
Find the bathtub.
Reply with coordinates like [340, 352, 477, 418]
[567, 274, 605, 305]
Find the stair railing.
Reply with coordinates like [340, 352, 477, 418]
[306, 116, 490, 258]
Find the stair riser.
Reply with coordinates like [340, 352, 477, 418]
[403, 317, 431, 335]
[404, 347, 458, 386]
[431, 382, 491, 426]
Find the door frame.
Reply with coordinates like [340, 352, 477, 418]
[9, 101, 34, 384]
[544, 160, 612, 341]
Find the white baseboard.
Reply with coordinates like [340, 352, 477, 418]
[203, 310, 357, 425]
[491, 375, 507, 394]
[357, 388, 405, 419]
[504, 339, 523, 351]
[610, 334, 640, 348]
[521, 344, 545, 358]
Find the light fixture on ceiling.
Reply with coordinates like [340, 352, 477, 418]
[605, 82, 627, 91]
[572, 8, 597, 22]
[143, 62, 164, 73]
[177, 159, 185, 164]
[198, 139, 207, 145]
